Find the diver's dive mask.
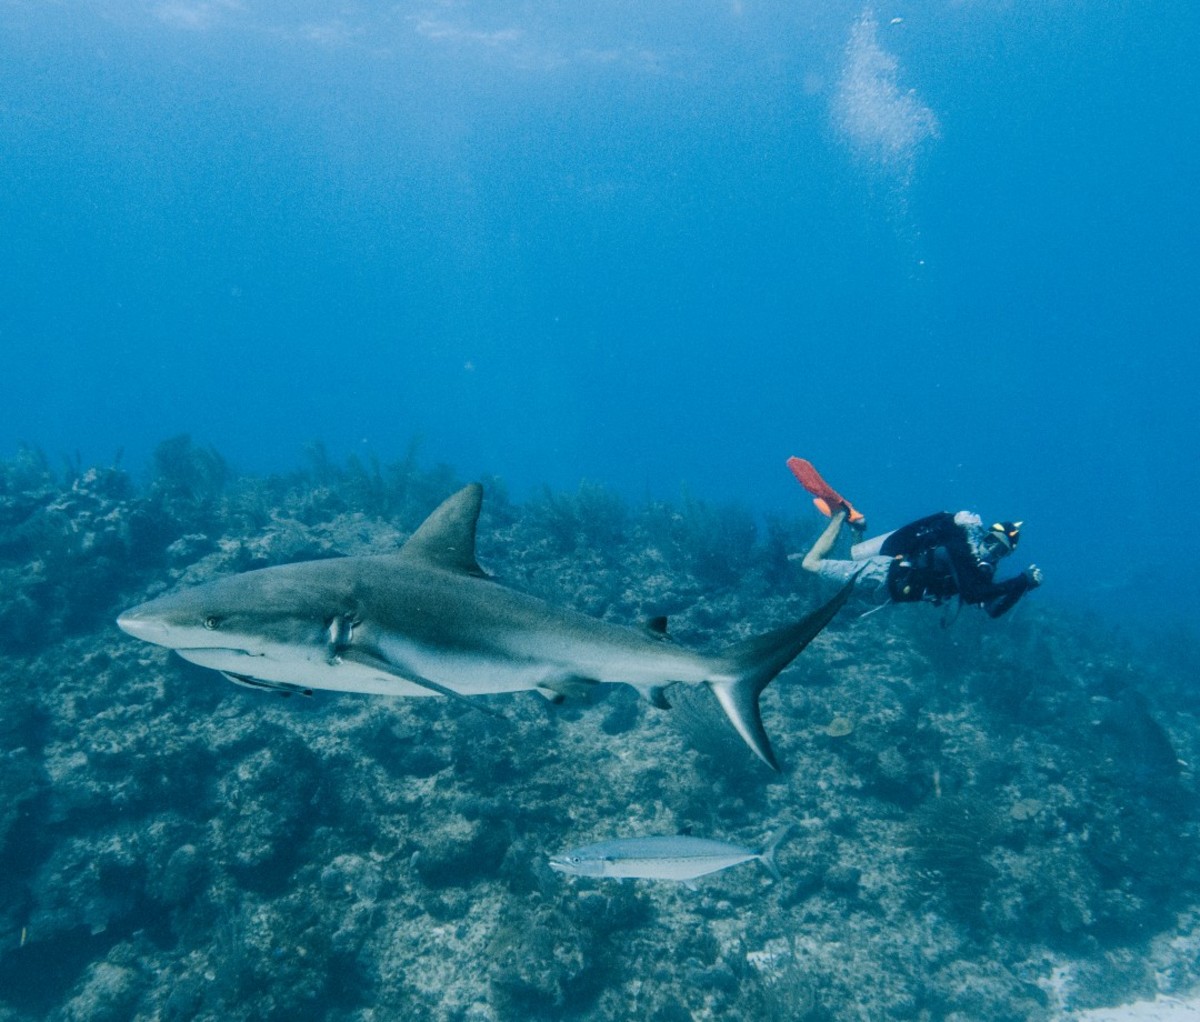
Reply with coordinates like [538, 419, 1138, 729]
[985, 521, 1022, 557]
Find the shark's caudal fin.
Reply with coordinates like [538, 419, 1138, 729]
[708, 578, 855, 771]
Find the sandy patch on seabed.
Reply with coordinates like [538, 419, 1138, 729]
[1065, 996, 1200, 1021]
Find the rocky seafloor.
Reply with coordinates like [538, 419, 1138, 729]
[2, 436, 1199, 1022]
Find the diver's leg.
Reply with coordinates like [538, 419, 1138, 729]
[800, 510, 847, 573]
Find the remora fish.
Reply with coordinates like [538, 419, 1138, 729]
[117, 484, 852, 769]
[549, 827, 792, 884]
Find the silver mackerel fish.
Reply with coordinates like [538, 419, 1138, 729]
[549, 826, 791, 885]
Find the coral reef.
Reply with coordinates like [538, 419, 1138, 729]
[0, 444, 1198, 1021]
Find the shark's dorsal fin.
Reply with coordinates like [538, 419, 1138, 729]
[399, 483, 488, 577]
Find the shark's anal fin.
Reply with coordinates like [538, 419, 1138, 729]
[335, 648, 507, 721]
[636, 684, 672, 709]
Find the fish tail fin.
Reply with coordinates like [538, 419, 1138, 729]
[709, 578, 855, 771]
[758, 823, 793, 881]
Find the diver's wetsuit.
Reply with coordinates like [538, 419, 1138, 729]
[884, 514, 1034, 618]
[814, 511, 1035, 618]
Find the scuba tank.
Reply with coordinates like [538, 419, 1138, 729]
[851, 530, 896, 560]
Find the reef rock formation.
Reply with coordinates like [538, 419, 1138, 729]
[0, 442, 1198, 1021]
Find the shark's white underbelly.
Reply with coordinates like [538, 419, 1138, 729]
[175, 646, 424, 696]
[374, 632, 728, 696]
[178, 629, 729, 699]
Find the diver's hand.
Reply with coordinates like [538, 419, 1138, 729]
[1025, 565, 1043, 588]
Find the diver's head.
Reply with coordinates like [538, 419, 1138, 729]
[983, 521, 1022, 559]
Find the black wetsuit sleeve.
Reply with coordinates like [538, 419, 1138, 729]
[946, 539, 1034, 618]
[975, 573, 1033, 618]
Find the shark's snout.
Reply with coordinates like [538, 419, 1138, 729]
[116, 607, 171, 645]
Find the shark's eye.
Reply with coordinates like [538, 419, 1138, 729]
[203, 616, 220, 631]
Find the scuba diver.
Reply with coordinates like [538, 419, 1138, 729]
[787, 457, 1042, 619]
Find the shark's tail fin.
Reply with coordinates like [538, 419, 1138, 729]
[708, 578, 855, 771]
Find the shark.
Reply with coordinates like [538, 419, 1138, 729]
[117, 484, 853, 770]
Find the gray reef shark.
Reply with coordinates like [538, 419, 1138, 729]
[117, 484, 853, 769]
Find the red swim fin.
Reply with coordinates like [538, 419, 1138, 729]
[786, 457, 865, 525]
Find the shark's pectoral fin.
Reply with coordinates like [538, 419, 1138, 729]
[221, 672, 313, 697]
[336, 649, 507, 721]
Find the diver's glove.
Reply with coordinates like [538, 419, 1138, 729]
[1025, 565, 1043, 588]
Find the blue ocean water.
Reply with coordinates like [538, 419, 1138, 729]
[1, 0, 1197, 628]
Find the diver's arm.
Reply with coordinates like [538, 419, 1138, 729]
[979, 573, 1035, 618]
[949, 542, 1038, 617]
